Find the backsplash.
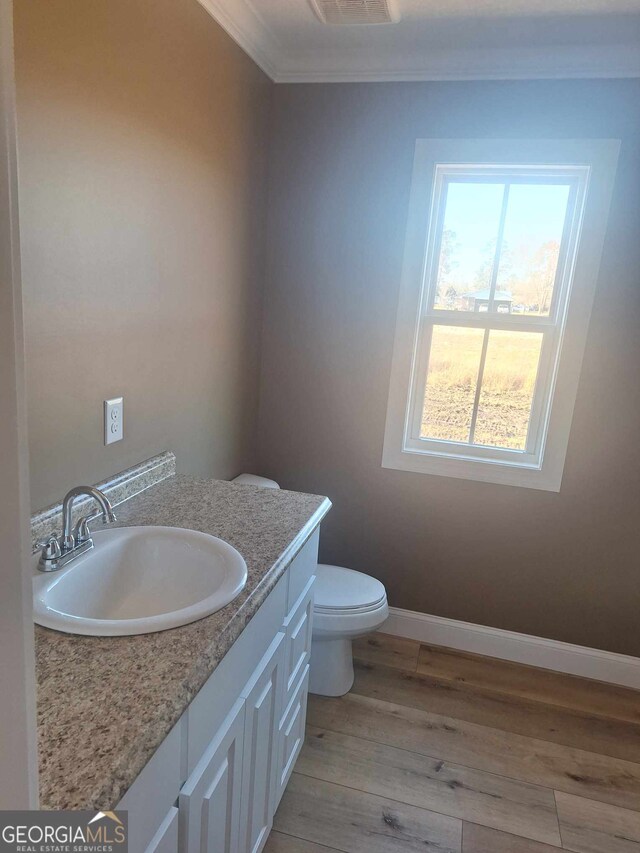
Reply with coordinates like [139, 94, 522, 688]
[30, 451, 176, 552]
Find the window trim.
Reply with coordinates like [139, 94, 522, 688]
[382, 138, 620, 491]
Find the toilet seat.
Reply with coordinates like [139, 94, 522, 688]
[313, 599, 388, 635]
[314, 564, 386, 614]
[312, 564, 388, 642]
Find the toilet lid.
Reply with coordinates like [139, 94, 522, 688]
[314, 564, 387, 613]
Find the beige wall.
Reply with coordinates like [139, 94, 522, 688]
[13, 4, 640, 656]
[259, 79, 640, 656]
[15, 0, 271, 510]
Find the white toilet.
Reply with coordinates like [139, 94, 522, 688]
[232, 473, 389, 697]
[310, 564, 388, 696]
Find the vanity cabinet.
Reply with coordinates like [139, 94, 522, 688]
[120, 527, 319, 853]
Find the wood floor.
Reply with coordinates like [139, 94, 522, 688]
[264, 634, 640, 852]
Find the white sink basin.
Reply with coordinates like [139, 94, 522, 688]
[33, 526, 248, 636]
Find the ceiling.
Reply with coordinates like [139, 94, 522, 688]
[196, 0, 640, 81]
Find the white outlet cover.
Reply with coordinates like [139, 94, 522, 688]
[104, 397, 123, 445]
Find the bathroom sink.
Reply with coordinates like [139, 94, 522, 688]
[33, 526, 248, 636]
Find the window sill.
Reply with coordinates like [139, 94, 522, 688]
[381, 446, 563, 491]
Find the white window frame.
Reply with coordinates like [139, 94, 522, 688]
[382, 139, 620, 491]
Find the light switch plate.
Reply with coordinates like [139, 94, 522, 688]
[104, 397, 123, 445]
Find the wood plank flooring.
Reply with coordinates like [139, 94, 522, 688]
[416, 645, 640, 726]
[266, 634, 640, 853]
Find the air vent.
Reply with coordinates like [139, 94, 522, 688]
[309, 0, 399, 26]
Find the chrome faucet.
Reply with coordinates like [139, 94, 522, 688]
[37, 486, 117, 572]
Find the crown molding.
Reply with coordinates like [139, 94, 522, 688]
[272, 46, 640, 83]
[194, 0, 279, 79]
[196, 0, 640, 83]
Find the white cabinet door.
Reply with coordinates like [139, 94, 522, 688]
[239, 633, 285, 853]
[180, 698, 245, 853]
[118, 719, 183, 853]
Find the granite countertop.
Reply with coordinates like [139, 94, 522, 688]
[35, 475, 331, 811]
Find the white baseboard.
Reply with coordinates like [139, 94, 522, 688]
[380, 607, 640, 690]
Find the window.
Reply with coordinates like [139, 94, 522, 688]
[383, 139, 620, 490]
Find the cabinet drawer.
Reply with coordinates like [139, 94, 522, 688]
[275, 665, 310, 809]
[286, 528, 318, 612]
[282, 577, 314, 712]
[144, 807, 179, 853]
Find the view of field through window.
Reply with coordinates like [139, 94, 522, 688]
[421, 327, 543, 449]
[420, 178, 570, 450]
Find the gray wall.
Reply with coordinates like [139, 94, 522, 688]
[259, 79, 640, 656]
[15, 0, 271, 510]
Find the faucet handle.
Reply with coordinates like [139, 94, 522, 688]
[37, 534, 62, 561]
[73, 517, 92, 544]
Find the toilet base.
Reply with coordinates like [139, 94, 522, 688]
[309, 635, 354, 697]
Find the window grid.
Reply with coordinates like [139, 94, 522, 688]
[406, 165, 585, 464]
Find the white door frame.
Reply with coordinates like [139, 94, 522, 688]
[0, 0, 38, 808]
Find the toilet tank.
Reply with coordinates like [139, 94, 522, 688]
[231, 473, 280, 489]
